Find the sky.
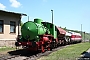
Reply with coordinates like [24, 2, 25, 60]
[0, 0, 90, 33]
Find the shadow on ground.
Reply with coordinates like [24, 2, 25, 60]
[78, 51, 90, 60]
[8, 49, 40, 57]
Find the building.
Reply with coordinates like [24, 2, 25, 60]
[0, 10, 27, 47]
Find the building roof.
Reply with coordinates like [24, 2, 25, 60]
[0, 10, 27, 16]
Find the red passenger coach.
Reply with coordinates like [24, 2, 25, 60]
[70, 32, 82, 43]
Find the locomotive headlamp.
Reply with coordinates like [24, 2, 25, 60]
[27, 42, 29, 45]
[19, 42, 21, 45]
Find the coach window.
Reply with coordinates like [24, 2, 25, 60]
[10, 21, 16, 33]
[0, 20, 3, 33]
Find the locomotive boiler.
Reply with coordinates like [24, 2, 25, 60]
[21, 19, 49, 41]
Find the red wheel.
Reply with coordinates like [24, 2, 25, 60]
[47, 47, 50, 51]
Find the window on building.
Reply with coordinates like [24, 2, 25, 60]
[10, 21, 16, 33]
[0, 20, 3, 33]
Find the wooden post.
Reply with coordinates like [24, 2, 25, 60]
[84, 32, 85, 42]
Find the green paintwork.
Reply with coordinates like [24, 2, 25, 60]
[21, 21, 38, 40]
[34, 18, 43, 24]
[21, 19, 48, 41]
[42, 22, 57, 39]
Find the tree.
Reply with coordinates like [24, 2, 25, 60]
[64, 27, 66, 29]
[59, 26, 62, 28]
[63, 27, 67, 30]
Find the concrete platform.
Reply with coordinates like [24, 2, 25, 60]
[78, 48, 90, 60]
[82, 48, 90, 58]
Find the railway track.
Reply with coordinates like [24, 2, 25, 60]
[0, 44, 72, 60]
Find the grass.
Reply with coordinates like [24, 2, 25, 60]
[0, 47, 16, 54]
[38, 42, 90, 60]
[0, 47, 15, 51]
